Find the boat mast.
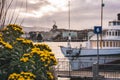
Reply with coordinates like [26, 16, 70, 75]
[67, 0, 71, 48]
[100, 0, 104, 48]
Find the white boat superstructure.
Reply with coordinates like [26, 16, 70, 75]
[60, 13, 120, 70]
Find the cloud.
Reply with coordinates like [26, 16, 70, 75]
[2, 0, 120, 30]
[17, 0, 68, 19]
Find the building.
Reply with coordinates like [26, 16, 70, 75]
[23, 24, 93, 42]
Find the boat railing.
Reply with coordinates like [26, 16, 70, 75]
[55, 58, 120, 72]
[55, 58, 120, 79]
[57, 57, 119, 61]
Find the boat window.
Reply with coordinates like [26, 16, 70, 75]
[118, 31, 120, 36]
[113, 42, 116, 47]
[117, 41, 119, 47]
[103, 41, 105, 47]
[115, 31, 118, 36]
[110, 41, 112, 47]
[119, 42, 120, 47]
[109, 22, 111, 26]
[112, 31, 114, 36]
[113, 22, 116, 26]
[106, 41, 109, 47]
[109, 32, 111, 36]
[115, 42, 117, 47]
[107, 32, 109, 36]
[117, 22, 120, 25]
[118, 42, 119, 47]
[91, 41, 96, 47]
[116, 42, 117, 47]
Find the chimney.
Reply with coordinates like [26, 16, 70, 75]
[117, 13, 120, 20]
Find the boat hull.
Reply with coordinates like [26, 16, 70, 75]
[60, 46, 120, 57]
[60, 46, 120, 70]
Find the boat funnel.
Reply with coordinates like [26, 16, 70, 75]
[117, 13, 120, 20]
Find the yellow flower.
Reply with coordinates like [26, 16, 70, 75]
[47, 72, 54, 80]
[44, 64, 48, 67]
[0, 33, 2, 37]
[8, 73, 20, 80]
[20, 72, 36, 79]
[8, 72, 36, 80]
[40, 58, 45, 62]
[18, 76, 24, 80]
[20, 57, 29, 62]
[26, 78, 31, 80]
[5, 43, 13, 49]
[23, 54, 31, 57]
[0, 40, 13, 49]
[22, 39, 32, 44]
[16, 38, 24, 41]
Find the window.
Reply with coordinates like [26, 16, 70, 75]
[118, 31, 120, 36]
[115, 41, 117, 47]
[116, 41, 119, 47]
[119, 42, 120, 47]
[112, 31, 114, 36]
[113, 22, 116, 26]
[109, 32, 111, 36]
[113, 42, 116, 47]
[109, 22, 111, 26]
[117, 22, 120, 25]
[103, 41, 105, 47]
[115, 31, 118, 36]
[110, 41, 112, 47]
[106, 41, 109, 47]
[107, 32, 109, 36]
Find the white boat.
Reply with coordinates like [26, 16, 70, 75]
[60, 13, 120, 70]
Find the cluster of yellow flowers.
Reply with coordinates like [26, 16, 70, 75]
[0, 34, 2, 41]
[8, 72, 36, 80]
[34, 43, 52, 51]
[0, 33, 2, 37]
[16, 38, 33, 45]
[20, 53, 32, 62]
[0, 39, 13, 49]
[19, 44, 57, 80]
[20, 47, 57, 66]
[20, 56, 29, 62]
[47, 71, 54, 80]
[31, 47, 57, 66]
[6, 24, 24, 34]
[1, 24, 57, 80]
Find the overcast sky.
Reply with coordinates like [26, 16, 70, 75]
[6, 0, 120, 30]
